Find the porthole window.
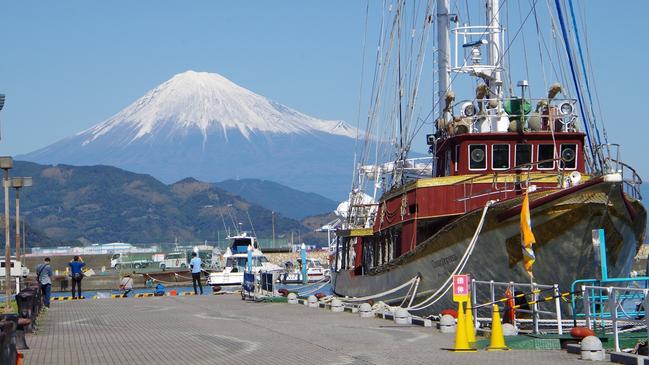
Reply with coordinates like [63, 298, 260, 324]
[469, 144, 486, 170]
[515, 144, 532, 169]
[538, 144, 555, 169]
[492, 144, 510, 170]
[560, 144, 577, 169]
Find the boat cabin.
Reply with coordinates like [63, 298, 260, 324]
[228, 233, 259, 254]
[435, 132, 586, 177]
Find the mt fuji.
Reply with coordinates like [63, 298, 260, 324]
[21, 71, 359, 199]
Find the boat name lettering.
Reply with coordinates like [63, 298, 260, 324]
[431, 254, 458, 268]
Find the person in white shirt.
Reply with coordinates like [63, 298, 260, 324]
[119, 274, 134, 297]
[190, 252, 203, 295]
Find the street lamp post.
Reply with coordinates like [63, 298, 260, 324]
[0, 156, 13, 312]
[12, 177, 32, 263]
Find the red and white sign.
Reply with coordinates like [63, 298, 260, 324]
[452, 274, 470, 302]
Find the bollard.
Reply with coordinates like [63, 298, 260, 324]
[580, 336, 605, 361]
[307, 295, 318, 308]
[501, 323, 518, 336]
[393, 307, 410, 325]
[439, 314, 456, 334]
[359, 303, 373, 318]
[330, 299, 344, 313]
[287, 293, 298, 304]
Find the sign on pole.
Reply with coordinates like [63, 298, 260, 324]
[452, 274, 470, 302]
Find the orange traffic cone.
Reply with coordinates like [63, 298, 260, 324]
[447, 301, 477, 352]
[486, 304, 509, 351]
[465, 300, 476, 344]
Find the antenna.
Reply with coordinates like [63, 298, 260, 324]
[246, 210, 257, 238]
[215, 196, 230, 237]
[226, 204, 240, 235]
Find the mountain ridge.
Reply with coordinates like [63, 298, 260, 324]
[215, 178, 338, 220]
[8, 160, 324, 247]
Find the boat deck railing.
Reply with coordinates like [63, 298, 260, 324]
[455, 157, 573, 211]
[573, 281, 648, 352]
[596, 143, 643, 200]
[471, 279, 564, 335]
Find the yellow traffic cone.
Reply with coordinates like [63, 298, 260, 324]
[486, 304, 509, 351]
[447, 301, 477, 352]
[465, 300, 476, 344]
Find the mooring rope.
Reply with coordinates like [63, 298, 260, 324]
[406, 200, 495, 311]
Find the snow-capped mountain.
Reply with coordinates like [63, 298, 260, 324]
[21, 71, 358, 199]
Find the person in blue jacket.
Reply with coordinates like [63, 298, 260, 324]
[190, 252, 203, 295]
[68, 256, 86, 299]
[154, 283, 165, 296]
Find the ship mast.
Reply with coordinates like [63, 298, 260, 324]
[436, 0, 451, 120]
[486, 0, 503, 99]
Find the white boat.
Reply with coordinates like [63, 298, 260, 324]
[207, 233, 281, 286]
[280, 258, 327, 284]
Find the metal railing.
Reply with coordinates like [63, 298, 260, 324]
[571, 277, 649, 320]
[471, 279, 564, 334]
[595, 143, 643, 200]
[579, 284, 648, 352]
[455, 156, 578, 212]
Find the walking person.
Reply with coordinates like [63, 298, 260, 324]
[68, 256, 86, 299]
[36, 257, 53, 308]
[190, 252, 203, 295]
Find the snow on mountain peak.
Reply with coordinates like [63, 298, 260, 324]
[80, 70, 357, 145]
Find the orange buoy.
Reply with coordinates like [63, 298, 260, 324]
[440, 309, 458, 318]
[570, 326, 596, 339]
[314, 292, 326, 300]
[169, 289, 178, 296]
[278, 288, 289, 297]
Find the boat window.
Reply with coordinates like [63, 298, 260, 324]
[468, 144, 486, 170]
[112, 254, 120, 260]
[492, 144, 510, 170]
[560, 144, 577, 169]
[538, 144, 555, 169]
[445, 149, 452, 176]
[515, 144, 532, 169]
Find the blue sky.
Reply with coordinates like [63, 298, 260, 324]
[1, 1, 648, 183]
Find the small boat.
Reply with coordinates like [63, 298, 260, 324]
[207, 233, 281, 286]
[279, 258, 328, 284]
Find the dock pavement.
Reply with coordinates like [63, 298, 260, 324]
[24, 294, 603, 365]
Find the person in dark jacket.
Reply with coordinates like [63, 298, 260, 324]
[36, 257, 53, 307]
[68, 256, 86, 299]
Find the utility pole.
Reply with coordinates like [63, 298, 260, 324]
[12, 177, 32, 262]
[271, 211, 275, 248]
[0, 157, 13, 312]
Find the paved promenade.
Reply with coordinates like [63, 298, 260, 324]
[24, 295, 600, 365]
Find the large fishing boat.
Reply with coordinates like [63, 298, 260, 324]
[332, 0, 646, 313]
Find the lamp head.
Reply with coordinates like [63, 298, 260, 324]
[0, 156, 13, 170]
[11, 177, 23, 188]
